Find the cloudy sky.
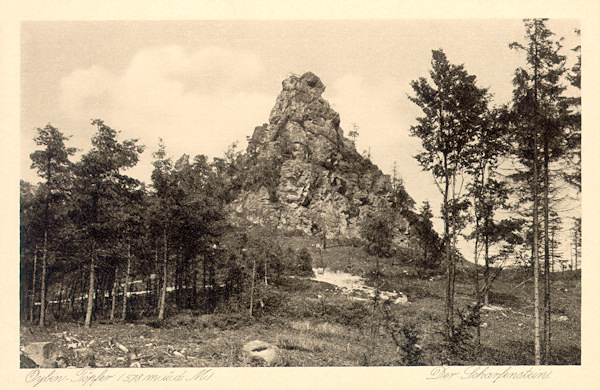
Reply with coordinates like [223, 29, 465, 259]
[20, 19, 581, 259]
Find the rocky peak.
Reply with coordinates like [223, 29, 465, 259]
[230, 72, 411, 245]
[248, 72, 344, 166]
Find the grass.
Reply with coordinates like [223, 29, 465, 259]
[20, 236, 581, 367]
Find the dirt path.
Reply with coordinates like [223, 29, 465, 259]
[311, 268, 408, 304]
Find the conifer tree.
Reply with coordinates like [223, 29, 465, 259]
[29, 124, 75, 326]
[71, 120, 144, 328]
[509, 18, 568, 364]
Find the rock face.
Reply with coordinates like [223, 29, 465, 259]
[230, 72, 410, 245]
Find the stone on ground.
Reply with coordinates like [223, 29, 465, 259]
[21, 341, 59, 368]
[242, 340, 281, 366]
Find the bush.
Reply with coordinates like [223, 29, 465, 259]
[282, 247, 315, 277]
[360, 211, 396, 258]
[399, 323, 423, 366]
[295, 248, 314, 276]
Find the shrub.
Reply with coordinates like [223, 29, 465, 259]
[360, 211, 396, 258]
[295, 248, 314, 276]
[281, 247, 315, 277]
[384, 307, 424, 366]
[443, 303, 482, 359]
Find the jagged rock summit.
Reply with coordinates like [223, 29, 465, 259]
[230, 72, 410, 244]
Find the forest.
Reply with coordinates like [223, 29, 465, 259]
[20, 19, 581, 368]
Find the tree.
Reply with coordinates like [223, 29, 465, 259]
[409, 49, 489, 339]
[411, 201, 443, 273]
[465, 108, 510, 311]
[71, 120, 144, 328]
[360, 209, 395, 258]
[29, 124, 75, 326]
[20, 181, 44, 322]
[571, 217, 581, 271]
[169, 153, 226, 311]
[149, 140, 176, 321]
[562, 29, 581, 191]
[509, 18, 568, 364]
[348, 123, 359, 145]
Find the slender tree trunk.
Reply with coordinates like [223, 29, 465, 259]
[39, 231, 48, 327]
[67, 286, 73, 315]
[203, 254, 207, 313]
[473, 215, 481, 345]
[443, 158, 453, 339]
[484, 235, 490, 306]
[574, 227, 578, 270]
[84, 253, 95, 328]
[532, 27, 541, 366]
[177, 250, 182, 308]
[146, 276, 151, 308]
[249, 253, 256, 316]
[29, 246, 38, 323]
[154, 245, 159, 307]
[122, 243, 132, 321]
[371, 257, 380, 337]
[94, 281, 101, 318]
[209, 258, 215, 311]
[449, 170, 458, 330]
[532, 136, 541, 366]
[473, 164, 485, 347]
[264, 257, 268, 286]
[543, 141, 551, 364]
[158, 230, 168, 321]
[110, 267, 118, 321]
[80, 282, 85, 313]
[57, 282, 63, 319]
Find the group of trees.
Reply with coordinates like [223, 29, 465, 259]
[20, 119, 291, 328]
[409, 19, 580, 364]
[21, 111, 335, 330]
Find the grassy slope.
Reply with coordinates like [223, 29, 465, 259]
[20, 236, 580, 367]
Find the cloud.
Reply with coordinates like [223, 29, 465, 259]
[58, 45, 273, 182]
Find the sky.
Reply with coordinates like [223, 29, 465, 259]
[20, 19, 581, 262]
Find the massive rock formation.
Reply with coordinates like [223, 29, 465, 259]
[229, 72, 411, 246]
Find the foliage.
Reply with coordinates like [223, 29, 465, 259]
[360, 210, 396, 258]
[509, 18, 571, 364]
[293, 248, 315, 277]
[386, 317, 423, 366]
[409, 49, 489, 337]
[391, 179, 415, 212]
[444, 302, 483, 358]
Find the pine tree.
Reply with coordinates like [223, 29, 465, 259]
[29, 124, 75, 326]
[509, 18, 568, 365]
[149, 139, 176, 321]
[71, 120, 144, 328]
[563, 29, 581, 191]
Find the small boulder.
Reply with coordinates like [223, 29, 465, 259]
[22, 342, 59, 368]
[242, 340, 281, 366]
